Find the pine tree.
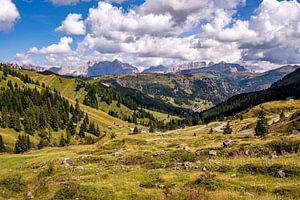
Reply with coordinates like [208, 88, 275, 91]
[0, 110, 9, 128]
[0, 135, 5, 152]
[133, 127, 139, 134]
[15, 134, 30, 154]
[13, 113, 22, 132]
[223, 122, 232, 135]
[280, 111, 285, 121]
[79, 123, 86, 138]
[59, 134, 66, 147]
[94, 125, 100, 137]
[255, 110, 268, 137]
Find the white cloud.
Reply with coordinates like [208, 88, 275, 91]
[55, 13, 86, 35]
[29, 37, 73, 54]
[14, 53, 36, 66]
[20, 0, 300, 72]
[49, 0, 91, 6]
[0, 0, 20, 32]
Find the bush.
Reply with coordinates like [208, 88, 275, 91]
[267, 139, 300, 154]
[238, 164, 300, 177]
[274, 186, 300, 199]
[0, 174, 27, 193]
[53, 183, 115, 200]
[170, 150, 196, 162]
[193, 173, 222, 191]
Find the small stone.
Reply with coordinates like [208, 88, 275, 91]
[277, 170, 286, 178]
[244, 150, 250, 156]
[292, 130, 300, 135]
[74, 166, 84, 171]
[157, 184, 165, 189]
[269, 152, 278, 159]
[27, 192, 34, 199]
[208, 150, 217, 156]
[62, 158, 72, 165]
[202, 167, 207, 172]
[223, 139, 233, 147]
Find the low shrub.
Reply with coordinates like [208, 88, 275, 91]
[0, 174, 27, 193]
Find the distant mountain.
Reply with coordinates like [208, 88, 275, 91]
[48, 67, 61, 74]
[143, 65, 168, 74]
[240, 65, 299, 91]
[169, 61, 208, 73]
[86, 59, 139, 77]
[180, 62, 247, 74]
[272, 67, 300, 87]
[48, 59, 140, 77]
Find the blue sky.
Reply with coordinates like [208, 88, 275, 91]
[0, 0, 300, 71]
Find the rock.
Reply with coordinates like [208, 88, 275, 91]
[27, 192, 34, 199]
[153, 152, 160, 157]
[202, 166, 207, 172]
[208, 150, 217, 156]
[183, 146, 190, 151]
[183, 162, 193, 170]
[64, 163, 71, 169]
[269, 152, 278, 159]
[292, 130, 300, 135]
[244, 149, 250, 156]
[157, 184, 165, 189]
[223, 139, 233, 147]
[277, 170, 286, 178]
[62, 158, 72, 165]
[74, 166, 84, 171]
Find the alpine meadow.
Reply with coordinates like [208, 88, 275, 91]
[0, 0, 299, 200]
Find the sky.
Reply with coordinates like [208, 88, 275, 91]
[0, 0, 300, 72]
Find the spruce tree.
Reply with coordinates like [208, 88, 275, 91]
[59, 134, 66, 147]
[13, 113, 22, 132]
[223, 122, 232, 135]
[255, 110, 268, 137]
[0, 135, 5, 152]
[79, 123, 86, 138]
[280, 111, 285, 121]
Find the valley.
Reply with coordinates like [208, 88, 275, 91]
[0, 64, 299, 200]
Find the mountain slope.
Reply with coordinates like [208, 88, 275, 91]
[143, 65, 168, 74]
[201, 69, 300, 122]
[272, 68, 300, 87]
[180, 62, 247, 74]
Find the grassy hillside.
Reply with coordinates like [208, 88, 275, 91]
[0, 100, 299, 199]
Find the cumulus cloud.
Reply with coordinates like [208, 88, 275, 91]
[29, 37, 73, 54]
[55, 13, 86, 35]
[0, 0, 20, 32]
[20, 0, 300, 71]
[49, 0, 91, 6]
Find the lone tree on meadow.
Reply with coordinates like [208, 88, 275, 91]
[223, 122, 232, 134]
[0, 135, 5, 152]
[255, 110, 268, 137]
